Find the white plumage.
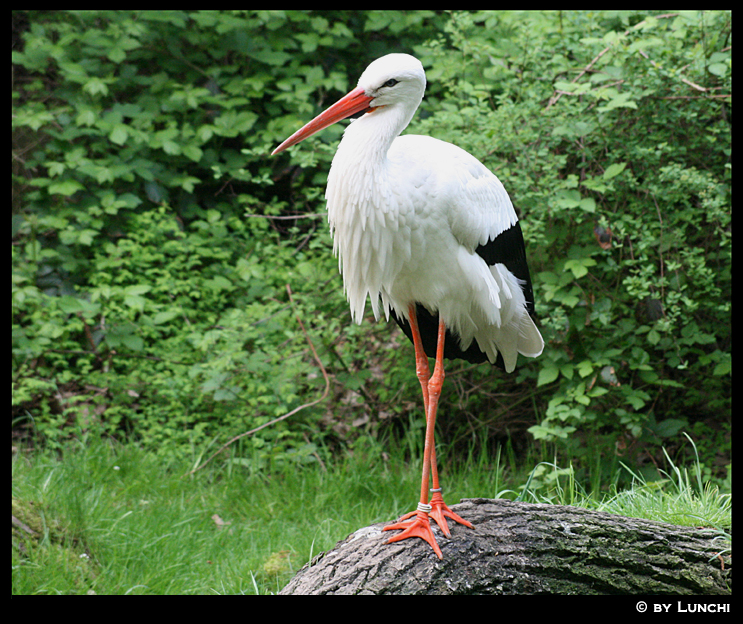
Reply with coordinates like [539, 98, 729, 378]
[272, 53, 543, 559]
[320, 54, 543, 371]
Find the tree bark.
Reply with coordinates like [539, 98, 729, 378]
[279, 498, 731, 595]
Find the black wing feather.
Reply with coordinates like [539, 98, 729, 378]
[391, 221, 535, 368]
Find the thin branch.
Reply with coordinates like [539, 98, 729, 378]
[243, 213, 324, 220]
[661, 94, 731, 100]
[545, 13, 679, 110]
[546, 45, 614, 109]
[185, 284, 330, 476]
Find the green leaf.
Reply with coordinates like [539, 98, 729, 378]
[652, 418, 687, 438]
[598, 92, 638, 111]
[109, 124, 129, 145]
[162, 140, 181, 155]
[48, 179, 85, 196]
[107, 46, 127, 64]
[247, 49, 292, 66]
[564, 258, 596, 279]
[204, 276, 234, 292]
[713, 359, 731, 376]
[83, 77, 109, 97]
[153, 310, 181, 325]
[58, 295, 85, 314]
[537, 365, 560, 386]
[76, 109, 97, 127]
[183, 144, 203, 162]
[125, 285, 153, 296]
[555, 189, 582, 209]
[707, 62, 728, 78]
[603, 163, 627, 179]
[577, 360, 594, 378]
[121, 334, 145, 351]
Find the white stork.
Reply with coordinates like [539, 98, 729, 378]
[272, 53, 544, 559]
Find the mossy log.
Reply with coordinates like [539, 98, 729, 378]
[280, 498, 730, 595]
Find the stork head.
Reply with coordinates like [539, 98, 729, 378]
[356, 53, 426, 112]
[272, 53, 426, 155]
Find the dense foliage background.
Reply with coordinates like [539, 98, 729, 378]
[13, 11, 731, 488]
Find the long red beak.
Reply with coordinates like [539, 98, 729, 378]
[271, 86, 375, 156]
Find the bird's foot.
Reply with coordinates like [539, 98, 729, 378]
[428, 490, 474, 538]
[383, 510, 443, 559]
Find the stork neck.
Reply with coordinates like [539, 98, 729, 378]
[337, 104, 414, 167]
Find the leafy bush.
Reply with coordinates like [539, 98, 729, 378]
[12, 10, 448, 458]
[13, 11, 730, 481]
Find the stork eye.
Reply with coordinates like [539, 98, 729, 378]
[383, 79, 399, 88]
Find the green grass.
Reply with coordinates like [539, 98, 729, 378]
[597, 436, 732, 529]
[12, 433, 731, 595]
[508, 436, 731, 531]
[12, 434, 492, 594]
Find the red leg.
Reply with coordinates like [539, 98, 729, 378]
[427, 332, 473, 536]
[385, 308, 476, 558]
[409, 304, 434, 508]
[384, 305, 442, 557]
[384, 306, 473, 557]
[423, 318, 473, 535]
